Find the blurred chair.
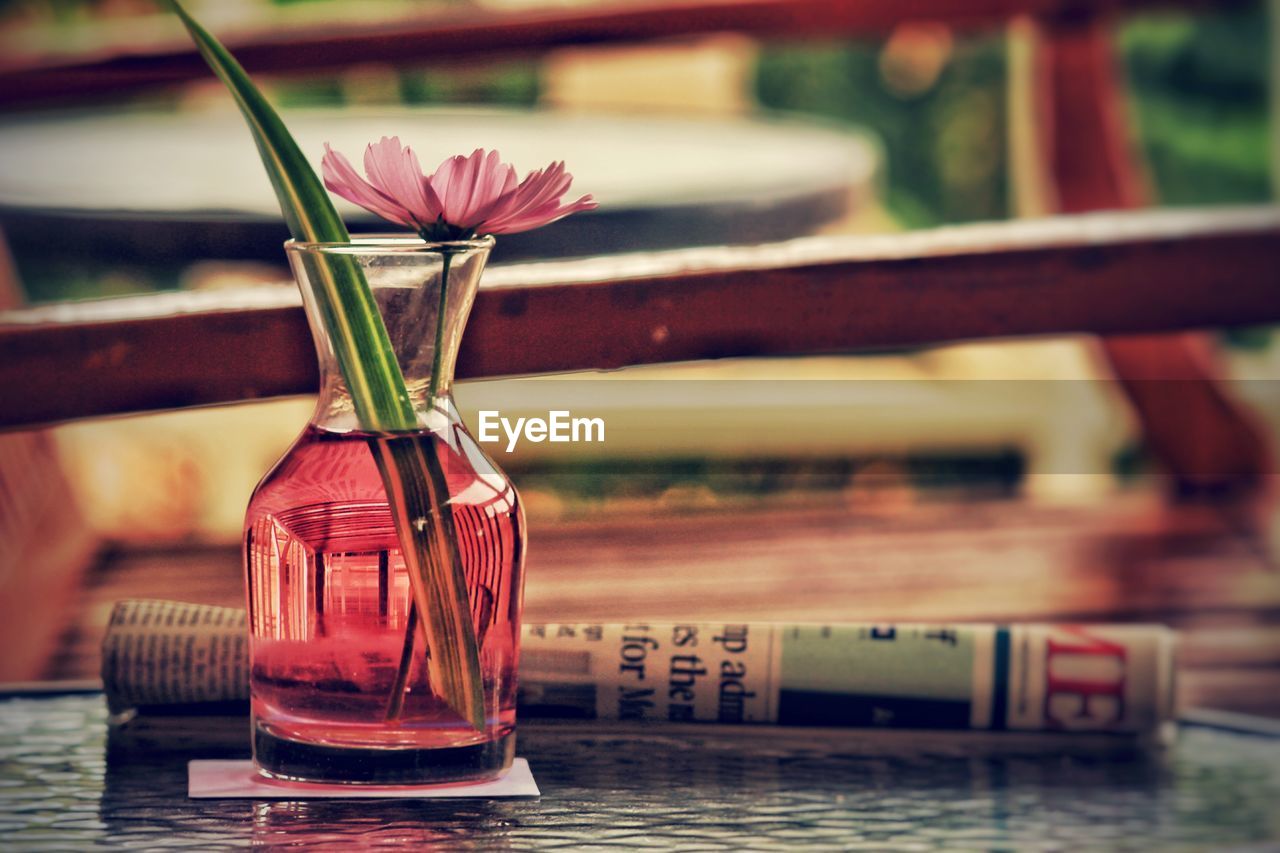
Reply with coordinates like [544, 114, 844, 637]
[0, 233, 98, 680]
[1015, 15, 1275, 504]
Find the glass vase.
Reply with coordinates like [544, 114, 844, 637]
[244, 236, 525, 784]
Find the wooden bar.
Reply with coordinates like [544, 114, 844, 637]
[1031, 16, 1275, 494]
[1, 206, 1277, 430]
[0, 0, 1247, 110]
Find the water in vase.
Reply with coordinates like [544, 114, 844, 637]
[245, 423, 524, 780]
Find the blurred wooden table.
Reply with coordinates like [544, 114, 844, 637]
[0, 107, 875, 272]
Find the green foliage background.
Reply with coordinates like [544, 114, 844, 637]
[757, 33, 1009, 228]
[755, 3, 1272, 226]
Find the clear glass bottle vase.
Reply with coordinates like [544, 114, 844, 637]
[244, 236, 525, 784]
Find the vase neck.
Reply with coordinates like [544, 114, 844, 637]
[287, 239, 492, 433]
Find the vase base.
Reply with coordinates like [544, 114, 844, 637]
[253, 723, 516, 785]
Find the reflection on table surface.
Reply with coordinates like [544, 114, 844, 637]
[2, 692, 1280, 848]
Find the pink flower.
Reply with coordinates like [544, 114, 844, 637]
[322, 137, 596, 241]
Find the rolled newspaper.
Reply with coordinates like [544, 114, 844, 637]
[103, 600, 1176, 735]
[102, 599, 248, 714]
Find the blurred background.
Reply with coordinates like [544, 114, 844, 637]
[0, 0, 1276, 716]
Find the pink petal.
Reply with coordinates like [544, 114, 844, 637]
[477, 160, 596, 234]
[361, 136, 438, 226]
[463, 156, 520, 225]
[321, 143, 417, 228]
[420, 177, 445, 224]
[427, 153, 469, 223]
[451, 148, 491, 224]
[426, 148, 517, 230]
[485, 194, 597, 235]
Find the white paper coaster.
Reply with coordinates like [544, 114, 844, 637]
[188, 757, 540, 799]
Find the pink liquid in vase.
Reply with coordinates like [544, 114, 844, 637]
[245, 423, 524, 783]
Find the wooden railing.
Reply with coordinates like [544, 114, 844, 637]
[3, 206, 1277, 430]
[0, 0, 1248, 109]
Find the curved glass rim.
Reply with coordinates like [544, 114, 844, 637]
[285, 234, 495, 254]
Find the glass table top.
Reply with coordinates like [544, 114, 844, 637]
[2, 692, 1279, 849]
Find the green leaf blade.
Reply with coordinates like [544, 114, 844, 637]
[166, 0, 486, 732]
[162, 0, 346, 243]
